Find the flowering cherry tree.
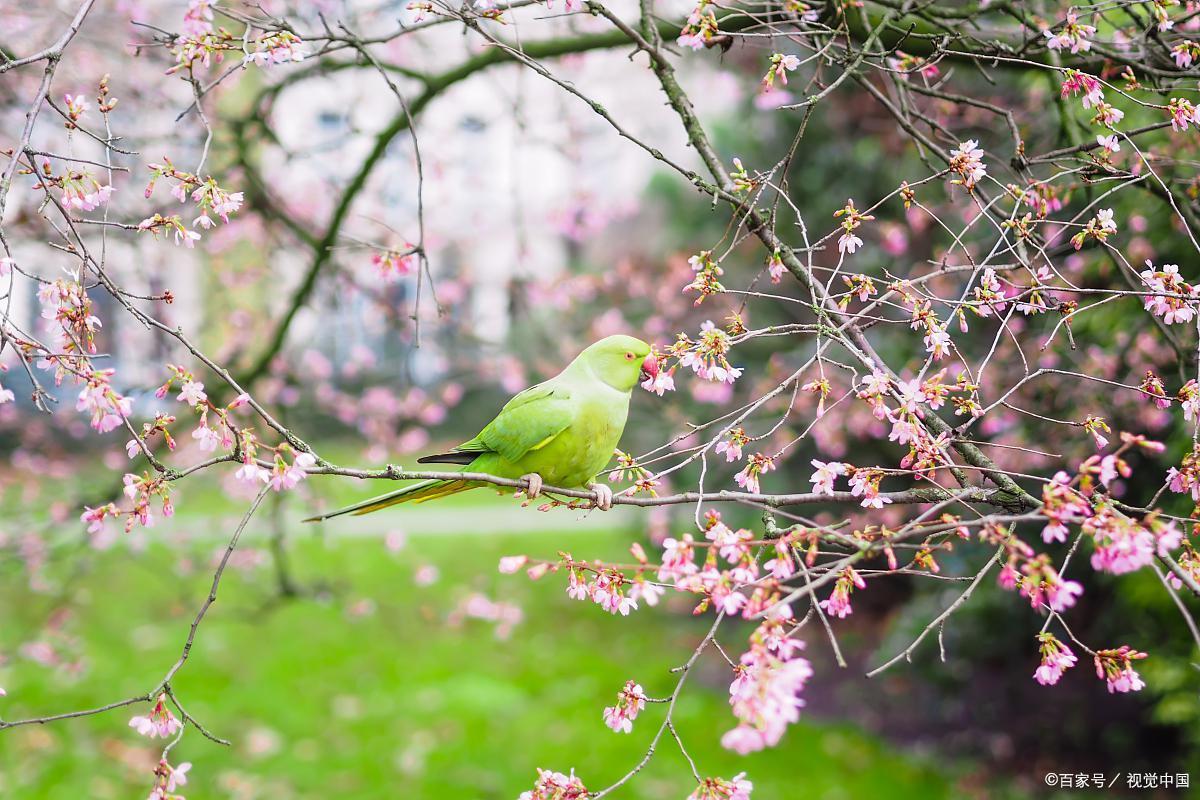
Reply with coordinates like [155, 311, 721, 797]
[3, 0, 1200, 796]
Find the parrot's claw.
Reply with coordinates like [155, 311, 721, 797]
[589, 482, 614, 511]
[520, 473, 544, 500]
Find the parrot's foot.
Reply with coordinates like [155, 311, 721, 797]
[520, 473, 544, 500]
[589, 482, 614, 511]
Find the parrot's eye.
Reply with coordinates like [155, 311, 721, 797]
[624, 352, 634, 360]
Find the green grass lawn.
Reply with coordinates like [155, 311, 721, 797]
[0, 490, 982, 799]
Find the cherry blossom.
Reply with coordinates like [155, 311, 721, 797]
[763, 53, 800, 88]
[1060, 70, 1104, 109]
[848, 468, 890, 508]
[658, 534, 698, 582]
[1034, 632, 1078, 686]
[602, 679, 648, 734]
[715, 428, 748, 462]
[519, 768, 589, 800]
[1139, 261, 1199, 324]
[808, 459, 846, 495]
[834, 198, 872, 255]
[734, 453, 775, 494]
[688, 774, 754, 800]
[641, 356, 675, 395]
[948, 139, 987, 189]
[149, 758, 192, 799]
[722, 618, 811, 753]
[1168, 97, 1200, 132]
[1087, 505, 1181, 575]
[245, 31, 306, 66]
[129, 694, 182, 739]
[268, 449, 317, 492]
[1173, 41, 1200, 68]
[676, 0, 719, 50]
[674, 322, 742, 384]
[1094, 646, 1147, 693]
[819, 566, 866, 618]
[1043, 11, 1096, 54]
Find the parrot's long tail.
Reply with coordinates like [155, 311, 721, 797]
[302, 479, 474, 522]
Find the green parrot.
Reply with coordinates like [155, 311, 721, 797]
[304, 334, 657, 521]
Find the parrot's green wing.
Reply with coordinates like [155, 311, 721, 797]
[448, 383, 577, 464]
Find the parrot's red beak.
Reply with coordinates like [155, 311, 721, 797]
[640, 354, 659, 384]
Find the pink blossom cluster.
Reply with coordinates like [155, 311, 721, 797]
[808, 459, 846, 496]
[671, 321, 742, 384]
[687, 774, 753, 800]
[715, 427, 748, 462]
[658, 533, 698, 582]
[1173, 41, 1200, 69]
[819, 565, 866, 618]
[565, 567, 643, 615]
[971, 267, 1012, 317]
[167, 26, 238, 73]
[1043, 11, 1096, 54]
[80, 502, 120, 535]
[149, 758, 191, 800]
[216, 436, 315, 493]
[1018, 554, 1083, 613]
[136, 213, 201, 247]
[372, 247, 417, 282]
[1093, 646, 1147, 693]
[987, 523, 1075, 611]
[63, 91, 89, 123]
[36, 276, 102, 377]
[761, 53, 799, 90]
[848, 467, 890, 508]
[721, 618, 811, 754]
[1034, 632, 1078, 686]
[129, 694, 182, 739]
[763, 532, 799, 580]
[76, 369, 133, 434]
[644, 515, 796, 621]
[57, 169, 114, 211]
[676, 0, 719, 50]
[519, 768, 589, 800]
[1070, 208, 1117, 250]
[245, 31, 306, 66]
[1039, 471, 1090, 544]
[1168, 445, 1200, 501]
[684, 250, 725, 303]
[1168, 97, 1200, 132]
[948, 139, 987, 189]
[602, 679, 648, 733]
[640, 352, 675, 395]
[121, 471, 175, 532]
[144, 159, 244, 240]
[1060, 70, 1104, 109]
[1086, 504, 1182, 575]
[834, 198, 873, 255]
[1139, 261, 1199, 325]
[734, 453, 775, 494]
[840, 273, 878, 307]
[1139, 371, 1170, 409]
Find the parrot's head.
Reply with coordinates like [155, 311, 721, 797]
[577, 334, 655, 392]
